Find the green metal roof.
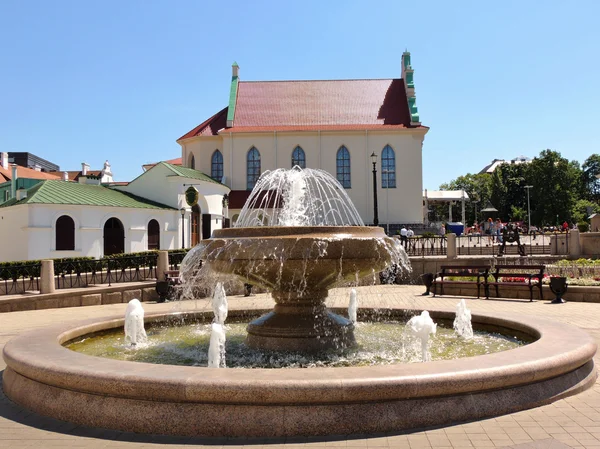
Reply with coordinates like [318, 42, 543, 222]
[162, 162, 225, 185]
[0, 180, 175, 210]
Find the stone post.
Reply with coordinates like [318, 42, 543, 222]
[157, 251, 169, 281]
[447, 233, 457, 260]
[40, 260, 55, 294]
[569, 229, 581, 258]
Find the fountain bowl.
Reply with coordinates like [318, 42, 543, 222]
[2, 306, 596, 438]
[196, 226, 404, 352]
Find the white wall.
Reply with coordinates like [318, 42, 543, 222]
[182, 129, 426, 225]
[0, 203, 180, 262]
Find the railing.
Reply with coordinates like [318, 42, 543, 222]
[455, 232, 559, 256]
[0, 262, 41, 296]
[54, 253, 158, 290]
[404, 236, 447, 257]
[168, 250, 188, 270]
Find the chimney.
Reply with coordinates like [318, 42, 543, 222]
[16, 189, 27, 201]
[63, 171, 69, 182]
[11, 164, 18, 199]
[33, 164, 42, 172]
[1, 152, 7, 170]
[232, 61, 239, 78]
[81, 162, 89, 176]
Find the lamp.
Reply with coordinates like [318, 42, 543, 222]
[370, 152, 379, 226]
[180, 208, 186, 249]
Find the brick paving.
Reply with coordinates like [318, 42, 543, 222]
[1, 285, 600, 448]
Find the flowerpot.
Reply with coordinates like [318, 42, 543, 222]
[549, 277, 568, 304]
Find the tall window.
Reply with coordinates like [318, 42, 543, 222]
[148, 219, 160, 250]
[336, 146, 351, 188]
[381, 145, 396, 188]
[247, 147, 261, 190]
[190, 155, 195, 169]
[291, 146, 306, 169]
[211, 150, 223, 181]
[56, 215, 75, 250]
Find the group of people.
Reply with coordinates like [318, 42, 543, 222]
[399, 225, 414, 247]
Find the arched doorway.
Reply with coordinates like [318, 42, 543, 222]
[191, 205, 201, 247]
[104, 217, 125, 256]
[148, 219, 160, 250]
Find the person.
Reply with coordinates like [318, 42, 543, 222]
[400, 226, 408, 247]
[562, 221, 569, 232]
[486, 217, 494, 243]
[496, 218, 503, 243]
[406, 227, 414, 251]
[439, 224, 446, 236]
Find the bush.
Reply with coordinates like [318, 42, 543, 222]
[577, 222, 590, 233]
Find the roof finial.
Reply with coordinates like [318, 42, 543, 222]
[232, 62, 239, 78]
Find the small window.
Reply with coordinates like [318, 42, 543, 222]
[247, 147, 261, 190]
[3, 190, 9, 202]
[291, 146, 306, 169]
[381, 145, 396, 188]
[211, 150, 223, 181]
[336, 146, 351, 188]
[56, 215, 75, 250]
[190, 154, 195, 169]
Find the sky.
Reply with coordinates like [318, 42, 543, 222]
[1, 0, 598, 190]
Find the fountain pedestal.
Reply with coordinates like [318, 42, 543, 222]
[246, 291, 355, 352]
[197, 226, 403, 353]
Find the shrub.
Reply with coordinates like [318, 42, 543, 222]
[577, 222, 590, 233]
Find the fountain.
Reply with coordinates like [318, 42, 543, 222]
[454, 299, 474, 339]
[1, 166, 597, 438]
[181, 167, 408, 352]
[406, 310, 437, 362]
[348, 288, 358, 324]
[123, 299, 147, 346]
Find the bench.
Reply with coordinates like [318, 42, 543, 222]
[432, 265, 490, 299]
[487, 265, 544, 301]
[164, 270, 181, 286]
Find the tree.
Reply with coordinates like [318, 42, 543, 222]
[526, 150, 582, 226]
[571, 199, 600, 224]
[582, 154, 600, 201]
[439, 173, 492, 224]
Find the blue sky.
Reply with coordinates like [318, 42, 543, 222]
[1, 1, 598, 189]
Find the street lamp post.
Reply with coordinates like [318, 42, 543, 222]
[180, 208, 186, 249]
[370, 152, 379, 226]
[473, 200, 479, 229]
[524, 185, 533, 232]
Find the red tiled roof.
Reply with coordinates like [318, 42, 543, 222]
[142, 157, 182, 171]
[233, 79, 413, 128]
[0, 165, 61, 181]
[178, 107, 228, 141]
[65, 170, 102, 181]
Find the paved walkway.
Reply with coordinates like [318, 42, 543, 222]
[1, 285, 600, 449]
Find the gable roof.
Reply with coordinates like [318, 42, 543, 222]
[161, 162, 225, 185]
[0, 165, 61, 181]
[178, 107, 228, 140]
[142, 157, 182, 172]
[231, 79, 413, 130]
[65, 170, 102, 181]
[0, 180, 175, 210]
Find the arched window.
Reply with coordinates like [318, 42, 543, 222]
[103, 217, 124, 256]
[56, 215, 75, 250]
[247, 147, 261, 190]
[381, 145, 396, 188]
[190, 154, 195, 169]
[291, 146, 306, 169]
[336, 146, 351, 188]
[211, 150, 223, 181]
[148, 219, 160, 250]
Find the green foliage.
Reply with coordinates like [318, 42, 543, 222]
[571, 199, 600, 224]
[578, 222, 590, 233]
[582, 154, 600, 201]
[510, 205, 526, 222]
[438, 173, 492, 224]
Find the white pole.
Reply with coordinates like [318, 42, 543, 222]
[525, 185, 533, 231]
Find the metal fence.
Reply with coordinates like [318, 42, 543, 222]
[403, 236, 447, 256]
[54, 254, 158, 290]
[0, 263, 41, 296]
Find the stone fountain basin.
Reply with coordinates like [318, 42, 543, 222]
[2, 307, 596, 438]
[200, 226, 398, 289]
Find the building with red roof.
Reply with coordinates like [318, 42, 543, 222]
[177, 52, 427, 233]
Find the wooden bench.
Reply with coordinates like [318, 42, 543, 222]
[432, 265, 490, 299]
[487, 265, 544, 301]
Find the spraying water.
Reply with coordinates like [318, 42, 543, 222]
[348, 288, 358, 324]
[124, 299, 147, 346]
[207, 323, 226, 368]
[406, 311, 437, 362]
[453, 299, 473, 339]
[212, 282, 228, 325]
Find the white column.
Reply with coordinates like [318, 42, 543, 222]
[40, 260, 56, 294]
[447, 233, 457, 260]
